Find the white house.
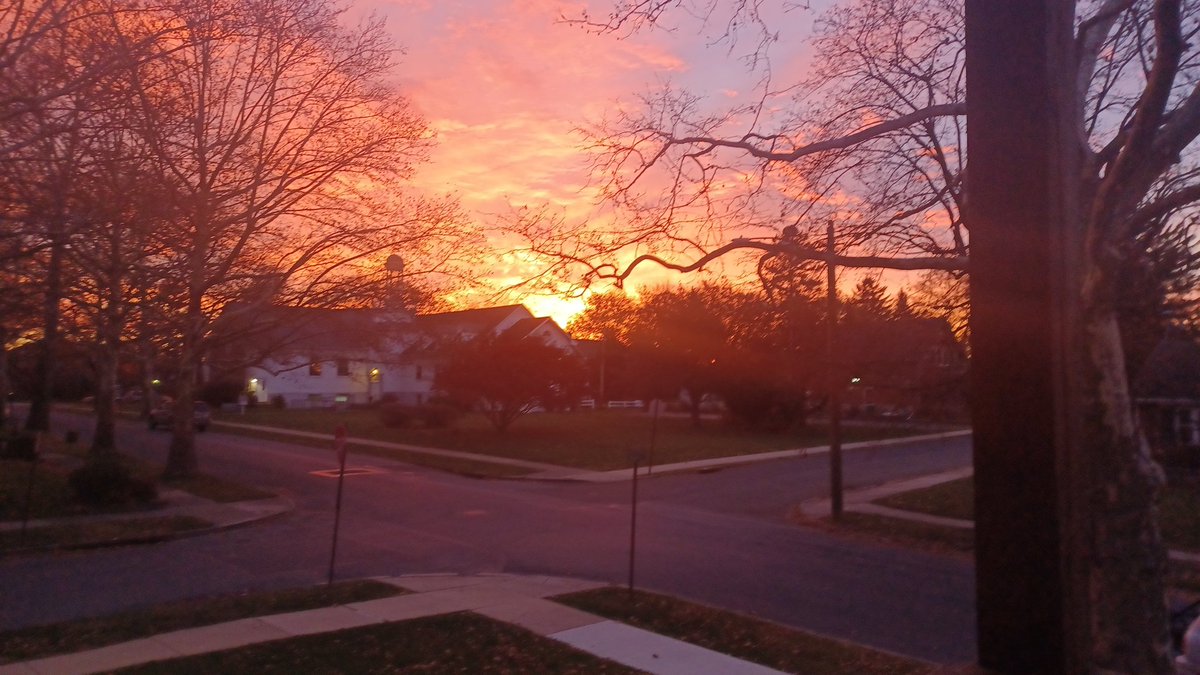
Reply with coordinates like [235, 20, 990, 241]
[241, 304, 574, 408]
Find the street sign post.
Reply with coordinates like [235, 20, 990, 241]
[327, 425, 348, 586]
[628, 450, 645, 600]
[335, 424, 347, 466]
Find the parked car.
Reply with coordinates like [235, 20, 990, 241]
[148, 401, 211, 432]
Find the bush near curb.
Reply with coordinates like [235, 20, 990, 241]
[69, 458, 158, 507]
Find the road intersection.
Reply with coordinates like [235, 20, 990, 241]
[0, 412, 977, 664]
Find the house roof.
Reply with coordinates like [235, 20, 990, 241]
[411, 304, 530, 338]
[227, 302, 571, 368]
[247, 307, 409, 356]
[1134, 337, 1200, 402]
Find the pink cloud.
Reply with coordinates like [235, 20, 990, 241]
[354, 0, 824, 315]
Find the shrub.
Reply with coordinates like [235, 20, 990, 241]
[199, 380, 243, 407]
[69, 458, 158, 507]
[722, 386, 807, 434]
[0, 431, 38, 460]
[417, 403, 460, 429]
[378, 403, 416, 428]
[271, 395, 286, 409]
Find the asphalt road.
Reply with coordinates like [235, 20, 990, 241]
[0, 412, 977, 664]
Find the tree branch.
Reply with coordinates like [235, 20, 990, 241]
[659, 102, 966, 163]
[599, 237, 968, 285]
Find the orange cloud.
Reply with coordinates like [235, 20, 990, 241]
[356, 0, 824, 317]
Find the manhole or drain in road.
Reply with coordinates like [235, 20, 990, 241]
[309, 466, 385, 478]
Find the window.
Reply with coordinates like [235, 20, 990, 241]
[1177, 408, 1200, 446]
[309, 361, 322, 376]
[336, 359, 350, 376]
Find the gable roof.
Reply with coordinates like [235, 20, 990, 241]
[226, 303, 573, 368]
[411, 304, 531, 338]
[214, 305, 411, 362]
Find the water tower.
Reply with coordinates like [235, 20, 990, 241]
[382, 254, 404, 309]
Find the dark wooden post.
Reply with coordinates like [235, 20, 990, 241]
[965, 1, 1082, 672]
[825, 222, 843, 519]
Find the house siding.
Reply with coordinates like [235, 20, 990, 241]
[241, 304, 565, 409]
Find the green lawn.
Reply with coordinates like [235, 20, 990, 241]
[217, 407, 923, 471]
[0, 456, 220, 553]
[0, 580, 403, 664]
[871, 474, 1200, 552]
[554, 587, 934, 674]
[0, 579, 935, 675]
[825, 512, 976, 555]
[875, 476, 975, 520]
[111, 613, 637, 674]
[0, 459, 80, 520]
[1, 430, 274, 552]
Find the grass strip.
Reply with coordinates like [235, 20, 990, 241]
[220, 426, 532, 478]
[107, 612, 638, 674]
[0, 580, 403, 664]
[0, 515, 212, 554]
[0, 459, 80, 520]
[872, 475, 1200, 552]
[162, 473, 274, 503]
[554, 587, 933, 675]
[216, 407, 930, 471]
[875, 476, 975, 521]
[831, 512, 976, 554]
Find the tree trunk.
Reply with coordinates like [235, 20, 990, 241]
[26, 231, 63, 432]
[1078, 304, 1171, 672]
[966, 4, 1173, 671]
[0, 325, 9, 430]
[91, 342, 119, 456]
[164, 353, 198, 479]
[91, 269, 124, 456]
[164, 311, 201, 478]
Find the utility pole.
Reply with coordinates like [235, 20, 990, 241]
[826, 222, 844, 519]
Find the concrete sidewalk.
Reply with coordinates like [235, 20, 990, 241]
[528, 429, 973, 482]
[0, 574, 786, 675]
[796, 467, 1200, 566]
[797, 466, 976, 527]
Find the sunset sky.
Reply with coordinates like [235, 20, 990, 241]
[355, 0, 825, 326]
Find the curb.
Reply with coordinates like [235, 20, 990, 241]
[0, 495, 295, 556]
[531, 429, 974, 482]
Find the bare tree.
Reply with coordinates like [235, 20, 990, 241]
[520, 0, 1200, 671]
[0, 0, 175, 433]
[111, 0, 476, 478]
